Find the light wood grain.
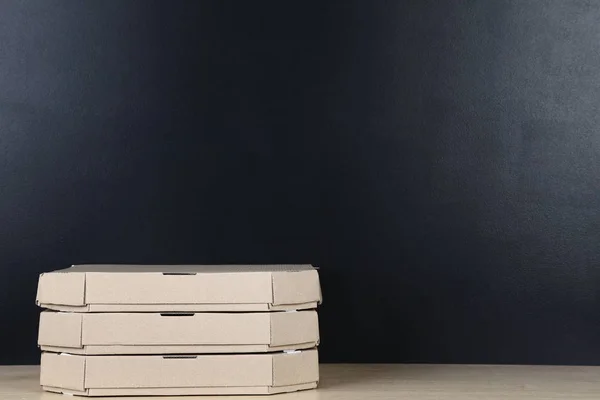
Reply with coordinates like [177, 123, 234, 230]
[1, 364, 599, 399]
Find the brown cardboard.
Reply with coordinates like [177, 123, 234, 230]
[38, 310, 319, 354]
[40, 349, 319, 396]
[36, 264, 321, 312]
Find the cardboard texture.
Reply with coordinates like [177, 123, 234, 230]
[40, 349, 319, 396]
[38, 310, 319, 354]
[37, 264, 321, 312]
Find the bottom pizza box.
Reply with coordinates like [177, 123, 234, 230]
[40, 349, 318, 396]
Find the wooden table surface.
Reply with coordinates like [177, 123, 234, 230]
[1, 364, 599, 399]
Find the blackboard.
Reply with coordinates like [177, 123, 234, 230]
[1, 1, 600, 365]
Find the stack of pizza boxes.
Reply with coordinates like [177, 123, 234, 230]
[36, 264, 321, 396]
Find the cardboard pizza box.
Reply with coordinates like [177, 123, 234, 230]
[36, 264, 321, 312]
[38, 310, 319, 354]
[40, 349, 319, 396]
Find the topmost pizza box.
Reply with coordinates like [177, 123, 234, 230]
[37, 264, 321, 312]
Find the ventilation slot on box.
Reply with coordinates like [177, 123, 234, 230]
[160, 313, 195, 317]
[161, 273, 197, 276]
[162, 355, 198, 359]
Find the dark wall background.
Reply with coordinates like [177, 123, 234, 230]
[2, 0, 600, 365]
